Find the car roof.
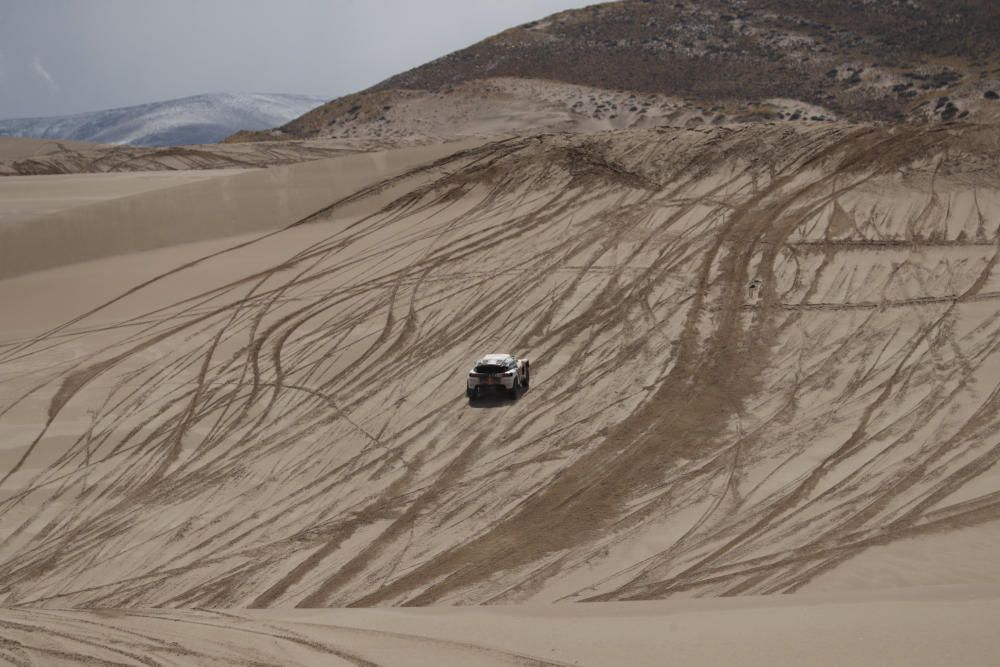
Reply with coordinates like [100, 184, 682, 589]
[478, 353, 512, 363]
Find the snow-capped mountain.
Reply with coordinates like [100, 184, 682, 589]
[0, 93, 327, 147]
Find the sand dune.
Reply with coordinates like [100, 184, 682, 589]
[2, 586, 998, 665]
[1, 122, 999, 662]
[0, 137, 103, 161]
[0, 169, 250, 226]
[0, 135, 377, 176]
[0, 139, 483, 278]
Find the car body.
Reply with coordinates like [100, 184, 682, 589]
[466, 353, 530, 400]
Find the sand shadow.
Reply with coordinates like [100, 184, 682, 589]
[466, 386, 531, 408]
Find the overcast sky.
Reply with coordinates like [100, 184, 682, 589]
[0, 0, 596, 119]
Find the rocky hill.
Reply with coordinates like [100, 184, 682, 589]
[235, 0, 1000, 143]
[376, 0, 1000, 118]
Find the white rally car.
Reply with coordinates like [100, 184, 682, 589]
[466, 353, 530, 401]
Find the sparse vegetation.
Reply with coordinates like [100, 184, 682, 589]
[360, 0, 1000, 124]
[226, 0, 1000, 142]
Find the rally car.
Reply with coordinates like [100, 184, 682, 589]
[466, 353, 530, 401]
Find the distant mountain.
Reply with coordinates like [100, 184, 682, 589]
[0, 93, 328, 147]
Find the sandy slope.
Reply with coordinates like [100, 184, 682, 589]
[0, 137, 103, 161]
[1, 122, 1000, 662]
[0, 139, 483, 278]
[0, 170, 250, 226]
[2, 586, 998, 665]
[247, 77, 838, 145]
[0, 135, 375, 176]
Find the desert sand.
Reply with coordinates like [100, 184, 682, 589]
[2, 122, 1000, 663]
[0, 135, 401, 176]
[0, 139, 482, 278]
[0, 170, 250, 226]
[1, 585, 998, 665]
[0, 137, 104, 161]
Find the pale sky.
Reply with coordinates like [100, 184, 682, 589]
[0, 0, 597, 119]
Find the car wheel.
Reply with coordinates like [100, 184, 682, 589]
[467, 386, 477, 402]
[509, 379, 521, 400]
[522, 367, 530, 389]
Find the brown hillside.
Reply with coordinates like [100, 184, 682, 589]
[373, 0, 1000, 120]
[244, 0, 1000, 143]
